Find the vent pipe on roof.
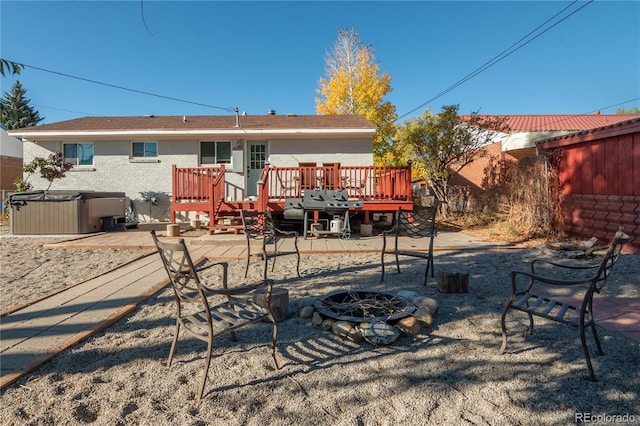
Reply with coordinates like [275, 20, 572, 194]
[182, 115, 186, 123]
[268, 109, 276, 115]
[234, 107, 240, 127]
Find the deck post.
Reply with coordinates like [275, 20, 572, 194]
[407, 160, 413, 202]
[170, 165, 177, 223]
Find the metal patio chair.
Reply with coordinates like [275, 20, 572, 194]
[380, 204, 438, 286]
[241, 210, 300, 279]
[499, 226, 630, 380]
[150, 230, 280, 400]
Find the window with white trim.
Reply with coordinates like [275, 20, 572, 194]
[200, 141, 231, 164]
[63, 143, 94, 166]
[132, 141, 157, 158]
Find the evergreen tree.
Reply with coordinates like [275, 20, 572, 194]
[1, 80, 44, 130]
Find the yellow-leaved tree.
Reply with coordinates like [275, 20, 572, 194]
[316, 28, 397, 164]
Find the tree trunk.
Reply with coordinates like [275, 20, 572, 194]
[437, 269, 469, 293]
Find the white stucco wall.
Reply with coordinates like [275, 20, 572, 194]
[1, 128, 23, 158]
[501, 130, 572, 151]
[21, 135, 373, 220]
[267, 138, 373, 166]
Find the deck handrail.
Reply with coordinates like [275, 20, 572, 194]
[264, 163, 413, 200]
[172, 165, 224, 201]
[210, 166, 226, 222]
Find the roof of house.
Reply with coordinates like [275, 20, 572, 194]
[461, 114, 639, 132]
[9, 114, 376, 133]
[537, 116, 640, 149]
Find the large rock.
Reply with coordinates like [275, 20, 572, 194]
[321, 318, 336, 331]
[412, 307, 434, 328]
[394, 316, 420, 336]
[332, 321, 365, 343]
[297, 296, 317, 307]
[299, 305, 315, 319]
[413, 296, 439, 316]
[361, 321, 399, 345]
[397, 290, 419, 300]
[312, 312, 324, 327]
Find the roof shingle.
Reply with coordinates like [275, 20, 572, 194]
[12, 114, 376, 133]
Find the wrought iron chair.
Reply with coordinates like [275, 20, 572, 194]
[380, 204, 438, 286]
[499, 226, 630, 380]
[150, 230, 280, 400]
[241, 210, 300, 279]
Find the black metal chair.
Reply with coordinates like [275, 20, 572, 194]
[150, 230, 280, 400]
[499, 226, 630, 380]
[241, 210, 300, 279]
[380, 204, 438, 286]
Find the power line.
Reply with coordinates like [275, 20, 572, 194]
[397, 0, 593, 121]
[592, 97, 640, 114]
[33, 103, 101, 118]
[532, 97, 640, 129]
[6, 60, 237, 113]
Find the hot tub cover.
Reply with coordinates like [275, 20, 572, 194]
[9, 190, 127, 205]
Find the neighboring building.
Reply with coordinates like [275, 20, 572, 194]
[9, 114, 376, 220]
[451, 114, 640, 208]
[1, 125, 23, 193]
[536, 117, 640, 253]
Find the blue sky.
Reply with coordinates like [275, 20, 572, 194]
[1, 1, 639, 125]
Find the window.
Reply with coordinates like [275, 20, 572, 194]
[63, 143, 94, 166]
[200, 141, 231, 164]
[132, 141, 157, 158]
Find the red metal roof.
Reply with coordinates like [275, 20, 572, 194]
[537, 117, 640, 149]
[461, 114, 639, 132]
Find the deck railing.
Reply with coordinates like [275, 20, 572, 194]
[172, 165, 225, 201]
[265, 163, 412, 200]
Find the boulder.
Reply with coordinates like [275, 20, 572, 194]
[321, 318, 336, 331]
[412, 307, 434, 328]
[413, 296, 439, 316]
[394, 316, 420, 336]
[397, 290, 419, 300]
[299, 305, 315, 319]
[312, 312, 324, 327]
[361, 321, 400, 345]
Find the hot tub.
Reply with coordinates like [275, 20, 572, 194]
[9, 190, 128, 235]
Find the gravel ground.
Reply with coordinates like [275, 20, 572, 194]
[1, 226, 639, 425]
[0, 226, 152, 313]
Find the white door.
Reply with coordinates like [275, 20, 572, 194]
[247, 141, 267, 197]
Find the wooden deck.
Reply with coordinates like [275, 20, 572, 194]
[171, 163, 415, 234]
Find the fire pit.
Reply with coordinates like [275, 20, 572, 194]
[314, 290, 416, 323]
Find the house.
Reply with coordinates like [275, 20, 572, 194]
[1, 125, 23, 193]
[536, 117, 640, 253]
[9, 113, 414, 231]
[450, 114, 640, 209]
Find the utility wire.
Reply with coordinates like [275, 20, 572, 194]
[33, 103, 100, 117]
[524, 97, 640, 129]
[7, 60, 236, 113]
[397, 0, 593, 121]
[140, 0, 155, 36]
